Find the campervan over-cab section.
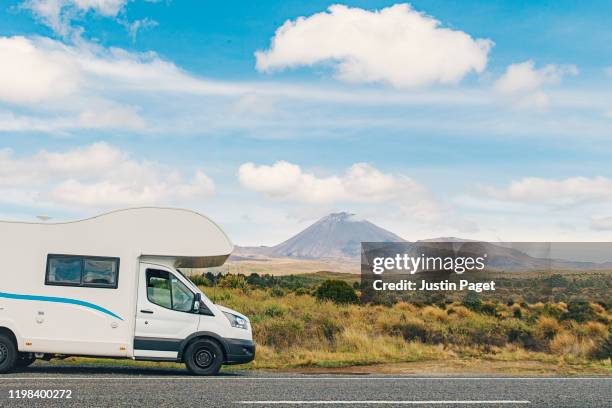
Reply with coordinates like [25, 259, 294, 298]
[0, 207, 255, 375]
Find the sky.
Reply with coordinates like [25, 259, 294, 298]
[0, 0, 612, 245]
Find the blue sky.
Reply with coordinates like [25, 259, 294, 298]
[1, 1, 611, 244]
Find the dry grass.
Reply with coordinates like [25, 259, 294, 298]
[536, 316, 561, 341]
[549, 332, 595, 357]
[201, 287, 611, 370]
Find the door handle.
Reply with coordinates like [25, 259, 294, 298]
[140, 309, 154, 314]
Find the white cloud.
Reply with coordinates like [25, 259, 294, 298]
[238, 161, 444, 223]
[78, 105, 145, 129]
[0, 36, 81, 104]
[23, 0, 127, 37]
[0, 35, 489, 110]
[0, 36, 197, 105]
[0, 142, 214, 208]
[0, 35, 607, 138]
[233, 93, 277, 116]
[124, 17, 158, 42]
[0, 35, 250, 104]
[481, 176, 612, 205]
[255, 3, 492, 88]
[591, 216, 612, 231]
[495, 60, 577, 94]
[494, 60, 578, 109]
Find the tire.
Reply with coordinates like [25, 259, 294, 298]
[0, 334, 17, 374]
[184, 338, 223, 376]
[15, 353, 36, 368]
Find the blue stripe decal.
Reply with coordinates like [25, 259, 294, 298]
[0, 292, 123, 321]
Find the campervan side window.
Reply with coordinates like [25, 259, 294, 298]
[45, 255, 119, 289]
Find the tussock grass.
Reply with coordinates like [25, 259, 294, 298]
[202, 287, 611, 369]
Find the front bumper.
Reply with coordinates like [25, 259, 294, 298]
[224, 338, 256, 365]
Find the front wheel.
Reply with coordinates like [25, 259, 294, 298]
[184, 339, 223, 376]
[0, 334, 17, 374]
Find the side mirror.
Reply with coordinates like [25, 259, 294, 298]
[193, 293, 201, 312]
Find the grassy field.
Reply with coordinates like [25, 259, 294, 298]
[52, 272, 612, 375]
[201, 284, 611, 373]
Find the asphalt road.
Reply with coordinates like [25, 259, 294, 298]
[0, 365, 609, 408]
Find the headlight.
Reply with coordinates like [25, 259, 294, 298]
[223, 311, 248, 330]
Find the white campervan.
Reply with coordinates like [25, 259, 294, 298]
[0, 207, 255, 375]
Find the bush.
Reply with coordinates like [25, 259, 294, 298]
[547, 274, 569, 288]
[480, 301, 498, 316]
[218, 274, 249, 291]
[535, 316, 560, 341]
[260, 319, 305, 349]
[462, 292, 482, 311]
[590, 327, 612, 362]
[561, 300, 596, 322]
[549, 332, 593, 357]
[314, 280, 359, 304]
[186, 273, 210, 287]
[271, 287, 286, 297]
[264, 305, 285, 318]
[454, 315, 506, 347]
[506, 322, 536, 349]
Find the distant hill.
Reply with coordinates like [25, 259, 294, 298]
[364, 239, 612, 272]
[232, 215, 612, 271]
[235, 212, 405, 260]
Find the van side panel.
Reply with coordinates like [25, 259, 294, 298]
[0, 227, 136, 357]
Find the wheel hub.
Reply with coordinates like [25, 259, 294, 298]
[194, 348, 214, 369]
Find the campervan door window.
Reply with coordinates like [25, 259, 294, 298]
[146, 269, 195, 313]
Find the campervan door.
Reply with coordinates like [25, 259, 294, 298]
[133, 261, 200, 359]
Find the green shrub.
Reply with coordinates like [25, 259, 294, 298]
[561, 300, 596, 322]
[186, 273, 211, 287]
[542, 303, 563, 319]
[218, 274, 249, 291]
[462, 292, 482, 311]
[396, 318, 430, 343]
[547, 274, 569, 288]
[264, 305, 285, 318]
[504, 319, 537, 349]
[315, 280, 359, 304]
[262, 319, 305, 349]
[319, 317, 342, 344]
[271, 287, 286, 297]
[480, 302, 498, 316]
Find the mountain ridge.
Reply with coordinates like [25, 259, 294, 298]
[232, 213, 612, 271]
[234, 212, 404, 260]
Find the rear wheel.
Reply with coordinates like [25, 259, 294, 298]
[0, 334, 17, 374]
[184, 338, 223, 376]
[15, 353, 36, 368]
